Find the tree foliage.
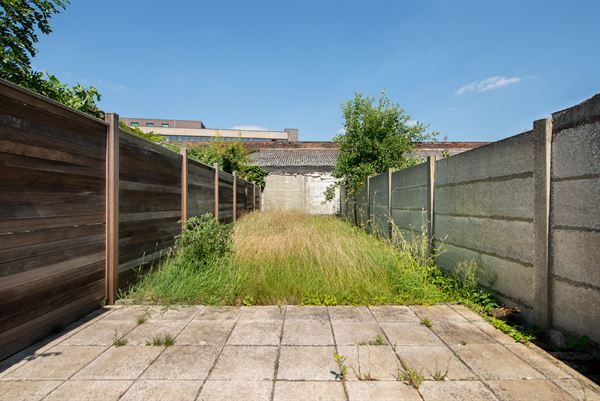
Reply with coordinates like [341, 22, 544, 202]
[1, 0, 103, 117]
[325, 92, 436, 200]
[188, 139, 267, 187]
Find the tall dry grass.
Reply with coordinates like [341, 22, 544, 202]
[128, 210, 449, 305]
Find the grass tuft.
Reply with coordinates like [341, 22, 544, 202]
[146, 333, 175, 347]
[112, 330, 128, 347]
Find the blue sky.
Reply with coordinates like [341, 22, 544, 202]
[34, 0, 599, 142]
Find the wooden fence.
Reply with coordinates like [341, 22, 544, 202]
[0, 79, 261, 360]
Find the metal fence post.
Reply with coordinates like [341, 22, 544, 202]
[105, 113, 119, 305]
[213, 163, 219, 222]
[180, 147, 188, 229]
[366, 176, 371, 231]
[232, 172, 237, 223]
[388, 168, 393, 239]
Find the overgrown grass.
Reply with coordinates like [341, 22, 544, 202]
[127, 211, 450, 305]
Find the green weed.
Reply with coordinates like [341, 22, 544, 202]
[398, 364, 424, 388]
[146, 333, 175, 346]
[420, 318, 432, 328]
[112, 331, 128, 347]
[333, 352, 348, 381]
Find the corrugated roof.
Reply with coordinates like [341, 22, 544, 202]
[250, 148, 339, 167]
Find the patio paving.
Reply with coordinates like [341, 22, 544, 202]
[1, 305, 598, 401]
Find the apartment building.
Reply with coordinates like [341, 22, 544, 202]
[121, 117, 298, 143]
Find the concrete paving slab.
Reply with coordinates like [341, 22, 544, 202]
[227, 321, 283, 345]
[194, 306, 241, 321]
[198, 380, 272, 401]
[430, 321, 496, 345]
[72, 346, 163, 380]
[452, 344, 545, 380]
[346, 381, 422, 401]
[144, 305, 204, 322]
[410, 305, 469, 323]
[43, 380, 132, 401]
[338, 345, 401, 380]
[380, 323, 444, 346]
[286, 305, 330, 321]
[369, 305, 420, 322]
[553, 378, 600, 401]
[209, 346, 278, 381]
[419, 380, 499, 401]
[282, 320, 334, 345]
[2, 305, 596, 400]
[277, 346, 339, 381]
[472, 321, 516, 344]
[395, 345, 476, 380]
[505, 343, 571, 379]
[449, 304, 487, 322]
[60, 321, 137, 346]
[124, 322, 186, 346]
[175, 321, 235, 346]
[3, 345, 106, 380]
[328, 306, 375, 321]
[101, 306, 147, 321]
[332, 321, 385, 346]
[0, 380, 62, 401]
[239, 306, 285, 321]
[120, 380, 202, 401]
[486, 379, 577, 401]
[140, 345, 220, 380]
[273, 381, 346, 401]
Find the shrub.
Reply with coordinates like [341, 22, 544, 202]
[178, 214, 233, 269]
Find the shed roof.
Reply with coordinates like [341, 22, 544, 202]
[250, 148, 339, 167]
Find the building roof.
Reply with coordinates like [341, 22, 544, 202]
[250, 148, 339, 167]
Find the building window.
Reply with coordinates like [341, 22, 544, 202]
[130, 122, 139, 127]
[161, 123, 169, 128]
[146, 122, 154, 127]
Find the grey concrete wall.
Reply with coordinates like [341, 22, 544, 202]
[342, 94, 600, 343]
[550, 95, 600, 343]
[390, 162, 430, 242]
[262, 172, 339, 214]
[434, 132, 536, 318]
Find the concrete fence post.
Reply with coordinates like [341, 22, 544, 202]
[252, 182, 256, 211]
[232, 172, 237, 223]
[213, 163, 219, 222]
[427, 156, 436, 258]
[180, 147, 188, 229]
[532, 117, 553, 330]
[104, 113, 119, 305]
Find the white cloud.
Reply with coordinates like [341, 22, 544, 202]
[230, 125, 269, 131]
[336, 127, 346, 135]
[456, 76, 522, 95]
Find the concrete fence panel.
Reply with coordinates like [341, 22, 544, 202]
[390, 162, 430, 241]
[344, 92, 600, 343]
[369, 173, 389, 237]
[550, 95, 600, 343]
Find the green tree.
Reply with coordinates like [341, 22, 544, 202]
[325, 92, 436, 200]
[1, 0, 103, 117]
[188, 138, 267, 186]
